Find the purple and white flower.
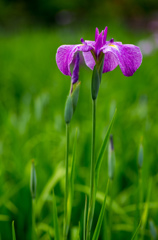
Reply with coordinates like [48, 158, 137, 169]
[56, 27, 142, 77]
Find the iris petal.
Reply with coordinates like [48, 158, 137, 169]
[102, 42, 142, 76]
[56, 44, 93, 76]
[103, 26, 108, 44]
[82, 51, 96, 70]
[103, 52, 118, 73]
[95, 28, 100, 41]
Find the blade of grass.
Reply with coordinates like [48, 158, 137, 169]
[75, 183, 132, 224]
[92, 179, 110, 240]
[95, 109, 117, 185]
[36, 222, 54, 237]
[83, 196, 87, 240]
[86, 99, 96, 240]
[36, 165, 65, 215]
[64, 123, 69, 240]
[131, 221, 142, 240]
[53, 191, 60, 240]
[67, 129, 78, 232]
[140, 178, 152, 240]
[65, 129, 78, 237]
[86, 109, 116, 240]
[12, 221, 16, 240]
[0, 215, 9, 221]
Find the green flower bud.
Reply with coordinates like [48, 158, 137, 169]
[138, 143, 143, 169]
[108, 135, 115, 180]
[149, 219, 157, 240]
[64, 82, 80, 124]
[30, 160, 36, 199]
[91, 53, 104, 100]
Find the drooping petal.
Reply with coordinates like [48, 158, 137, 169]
[103, 52, 118, 73]
[71, 52, 80, 84]
[82, 51, 96, 70]
[102, 42, 142, 76]
[56, 44, 93, 76]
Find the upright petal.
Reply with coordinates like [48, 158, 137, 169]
[56, 44, 93, 76]
[95, 28, 100, 41]
[95, 31, 103, 56]
[103, 26, 108, 44]
[102, 42, 142, 76]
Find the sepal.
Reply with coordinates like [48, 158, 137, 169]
[64, 82, 80, 124]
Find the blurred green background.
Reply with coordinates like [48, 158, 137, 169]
[0, 0, 158, 239]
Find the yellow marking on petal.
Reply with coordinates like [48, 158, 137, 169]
[109, 44, 117, 48]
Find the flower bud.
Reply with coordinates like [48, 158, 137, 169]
[108, 135, 115, 180]
[138, 143, 143, 169]
[30, 160, 37, 199]
[91, 53, 104, 100]
[149, 219, 157, 240]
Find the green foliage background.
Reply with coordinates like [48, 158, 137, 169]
[0, 1, 158, 238]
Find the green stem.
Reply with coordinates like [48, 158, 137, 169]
[86, 99, 96, 240]
[139, 168, 144, 240]
[134, 172, 139, 240]
[64, 123, 69, 240]
[32, 198, 36, 240]
[108, 179, 113, 240]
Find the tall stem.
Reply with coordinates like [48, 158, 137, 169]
[64, 123, 69, 240]
[32, 198, 36, 240]
[86, 99, 96, 240]
[90, 99, 96, 209]
[108, 179, 113, 240]
[139, 168, 144, 240]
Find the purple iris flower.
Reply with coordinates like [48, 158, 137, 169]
[56, 27, 142, 77]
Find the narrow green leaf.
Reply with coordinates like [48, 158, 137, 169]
[75, 184, 132, 224]
[77, 222, 81, 240]
[83, 196, 87, 240]
[36, 222, 54, 237]
[140, 178, 152, 239]
[0, 215, 9, 221]
[131, 221, 141, 240]
[12, 221, 16, 240]
[92, 180, 110, 240]
[67, 129, 78, 235]
[36, 166, 65, 215]
[71, 224, 80, 240]
[53, 191, 60, 240]
[95, 109, 117, 184]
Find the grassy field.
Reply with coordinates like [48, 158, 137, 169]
[0, 22, 158, 240]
